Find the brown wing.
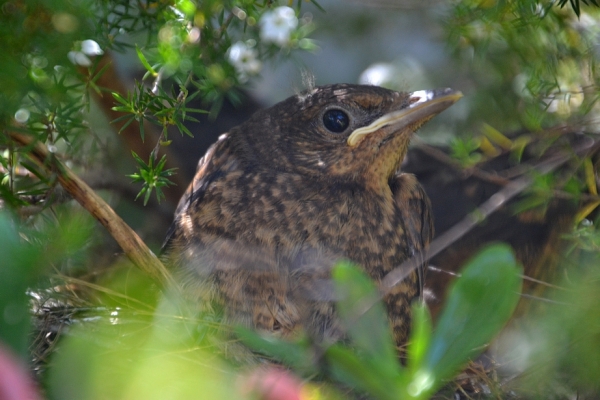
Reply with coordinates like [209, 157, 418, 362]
[161, 136, 231, 253]
[162, 135, 301, 336]
[391, 172, 434, 298]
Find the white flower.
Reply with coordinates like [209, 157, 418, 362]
[227, 41, 262, 82]
[259, 6, 298, 47]
[68, 39, 104, 67]
[359, 58, 428, 90]
[359, 63, 395, 86]
[81, 39, 104, 56]
[14, 108, 30, 123]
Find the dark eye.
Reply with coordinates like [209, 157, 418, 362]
[322, 109, 349, 133]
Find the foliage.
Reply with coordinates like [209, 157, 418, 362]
[445, 0, 600, 131]
[524, 251, 600, 394]
[1, 0, 317, 206]
[0, 210, 93, 357]
[45, 288, 239, 400]
[558, 0, 600, 16]
[1, 1, 600, 399]
[129, 150, 177, 205]
[441, 0, 600, 221]
[240, 244, 522, 400]
[491, 216, 600, 397]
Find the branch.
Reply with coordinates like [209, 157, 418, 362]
[8, 132, 177, 288]
[412, 139, 512, 186]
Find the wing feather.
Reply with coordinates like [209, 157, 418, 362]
[391, 173, 434, 298]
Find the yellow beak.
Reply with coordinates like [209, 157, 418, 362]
[347, 88, 463, 147]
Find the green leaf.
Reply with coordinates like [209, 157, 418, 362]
[181, 107, 207, 114]
[174, 119, 193, 137]
[413, 244, 522, 398]
[326, 344, 398, 400]
[131, 151, 146, 167]
[129, 151, 176, 205]
[143, 187, 152, 205]
[0, 213, 43, 356]
[406, 302, 432, 373]
[111, 107, 134, 114]
[236, 327, 315, 374]
[331, 261, 400, 380]
[111, 92, 130, 106]
[139, 118, 145, 141]
[19, 160, 48, 182]
[136, 45, 157, 76]
[91, 61, 111, 84]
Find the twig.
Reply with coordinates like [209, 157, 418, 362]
[216, 12, 235, 39]
[429, 265, 568, 291]
[150, 71, 195, 162]
[412, 139, 512, 186]
[518, 293, 569, 305]
[8, 131, 178, 289]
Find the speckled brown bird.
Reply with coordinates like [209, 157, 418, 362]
[163, 83, 462, 351]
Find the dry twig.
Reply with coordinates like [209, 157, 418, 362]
[8, 131, 177, 288]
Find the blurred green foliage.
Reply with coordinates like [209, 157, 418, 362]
[1, 1, 600, 399]
[1, 0, 318, 205]
[525, 254, 600, 394]
[446, 0, 600, 132]
[0, 212, 45, 357]
[493, 218, 600, 397]
[558, 0, 600, 16]
[46, 309, 238, 399]
[0, 209, 93, 357]
[128, 150, 177, 205]
[240, 245, 522, 400]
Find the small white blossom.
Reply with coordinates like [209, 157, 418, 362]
[68, 40, 103, 67]
[359, 63, 395, 86]
[14, 108, 30, 123]
[359, 58, 428, 90]
[259, 6, 298, 47]
[81, 39, 104, 56]
[227, 41, 262, 82]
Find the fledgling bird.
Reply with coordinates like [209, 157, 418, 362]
[163, 84, 462, 350]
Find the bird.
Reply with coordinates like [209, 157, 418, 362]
[162, 83, 462, 352]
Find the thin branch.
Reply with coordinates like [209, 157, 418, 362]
[8, 131, 178, 289]
[216, 12, 235, 39]
[412, 138, 512, 186]
[518, 293, 569, 305]
[429, 265, 568, 291]
[150, 71, 194, 162]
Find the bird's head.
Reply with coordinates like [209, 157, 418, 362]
[231, 84, 462, 188]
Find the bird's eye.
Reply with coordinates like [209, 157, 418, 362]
[322, 109, 349, 133]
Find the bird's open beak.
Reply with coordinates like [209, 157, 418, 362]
[347, 88, 463, 147]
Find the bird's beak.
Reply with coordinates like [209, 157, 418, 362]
[347, 88, 463, 147]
